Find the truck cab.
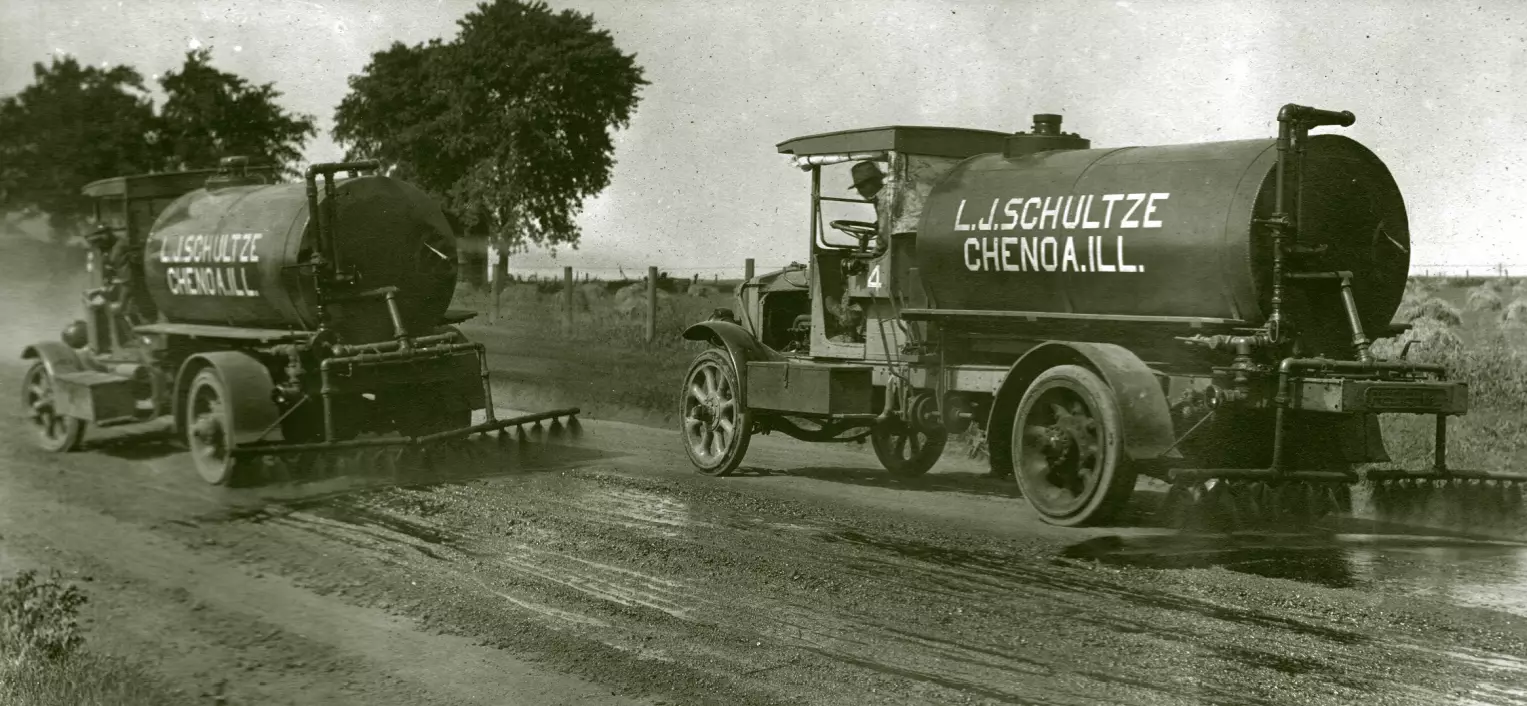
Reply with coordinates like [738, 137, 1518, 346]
[80, 168, 237, 353]
[746, 126, 1011, 361]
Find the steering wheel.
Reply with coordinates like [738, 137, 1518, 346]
[829, 219, 878, 244]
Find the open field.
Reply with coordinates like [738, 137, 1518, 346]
[451, 277, 739, 427]
[1377, 276, 1527, 473]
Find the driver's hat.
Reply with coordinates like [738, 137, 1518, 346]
[849, 161, 884, 192]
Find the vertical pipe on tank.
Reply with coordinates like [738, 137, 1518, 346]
[304, 171, 325, 261]
[303, 168, 332, 335]
[1269, 119, 1292, 344]
[1294, 127, 1307, 248]
[322, 173, 339, 274]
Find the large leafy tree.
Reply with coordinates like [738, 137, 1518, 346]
[334, 0, 647, 257]
[0, 50, 316, 240]
[156, 48, 317, 177]
[0, 57, 160, 239]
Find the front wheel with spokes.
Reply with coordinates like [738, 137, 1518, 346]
[21, 362, 85, 452]
[1011, 365, 1136, 527]
[680, 349, 753, 476]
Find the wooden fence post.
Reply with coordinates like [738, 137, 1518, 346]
[563, 266, 574, 328]
[745, 258, 755, 281]
[647, 265, 658, 343]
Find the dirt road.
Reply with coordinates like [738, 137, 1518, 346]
[3, 350, 1527, 705]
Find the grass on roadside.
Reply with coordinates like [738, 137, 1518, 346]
[455, 283, 727, 419]
[0, 569, 188, 706]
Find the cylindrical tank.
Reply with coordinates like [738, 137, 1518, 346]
[144, 175, 459, 343]
[915, 135, 1410, 353]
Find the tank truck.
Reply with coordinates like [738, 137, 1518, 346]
[19, 158, 580, 485]
[677, 104, 1514, 528]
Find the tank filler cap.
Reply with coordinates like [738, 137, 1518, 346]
[1032, 114, 1063, 136]
[1004, 113, 1090, 158]
[205, 155, 271, 190]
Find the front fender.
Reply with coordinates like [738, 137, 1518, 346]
[682, 320, 784, 408]
[21, 341, 85, 380]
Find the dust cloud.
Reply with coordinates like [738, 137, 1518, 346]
[0, 212, 89, 350]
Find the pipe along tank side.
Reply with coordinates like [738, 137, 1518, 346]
[916, 134, 1411, 356]
[143, 175, 460, 343]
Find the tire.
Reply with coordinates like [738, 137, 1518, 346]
[20, 362, 85, 453]
[680, 348, 752, 476]
[184, 368, 249, 486]
[870, 421, 948, 478]
[1010, 365, 1136, 527]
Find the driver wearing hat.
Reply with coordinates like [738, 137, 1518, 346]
[849, 160, 885, 215]
[822, 161, 889, 344]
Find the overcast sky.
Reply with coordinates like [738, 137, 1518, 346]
[3, 0, 1524, 276]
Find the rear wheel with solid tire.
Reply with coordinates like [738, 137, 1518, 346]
[1011, 365, 1136, 526]
[185, 368, 251, 486]
[680, 348, 753, 476]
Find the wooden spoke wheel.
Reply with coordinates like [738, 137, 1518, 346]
[20, 362, 84, 453]
[185, 368, 247, 486]
[680, 349, 752, 477]
[871, 420, 947, 478]
[1011, 365, 1136, 526]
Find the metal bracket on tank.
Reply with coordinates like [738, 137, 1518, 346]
[1286, 271, 1373, 363]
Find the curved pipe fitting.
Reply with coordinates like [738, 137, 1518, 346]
[1277, 104, 1356, 128]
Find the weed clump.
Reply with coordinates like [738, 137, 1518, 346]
[0, 569, 86, 662]
[0, 569, 188, 706]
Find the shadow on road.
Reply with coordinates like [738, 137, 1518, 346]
[86, 429, 181, 461]
[769, 465, 1024, 499]
[95, 432, 620, 526]
[1060, 533, 1361, 588]
[759, 465, 1179, 529]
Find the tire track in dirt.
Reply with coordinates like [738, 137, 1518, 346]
[214, 466, 1527, 706]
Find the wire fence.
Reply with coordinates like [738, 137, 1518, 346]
[468, 259, 768, 343]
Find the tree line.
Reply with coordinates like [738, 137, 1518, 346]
[0, 0, 646, 262]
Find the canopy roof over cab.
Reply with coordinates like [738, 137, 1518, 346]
[776, 126, 1011, 169]
[81, 170, 223, 201]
